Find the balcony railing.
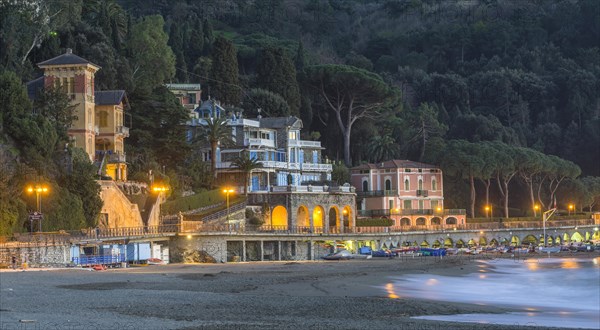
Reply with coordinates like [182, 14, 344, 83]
[245, 138, 275, 148]
[216, 161, 330, 172]
[288, 140, 322, 148]
[301, 163, 332, 171]
[357, 190, 398, 197]
[357, 209, 466, 217]
[108, 152, 126, 163]
[416, 189, 428, 197]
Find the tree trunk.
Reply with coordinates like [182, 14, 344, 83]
[211, 141, 218, 178]
[343, 129, 352, 167]
[469, 174, 476, 218]
[502, 181, 510, 218]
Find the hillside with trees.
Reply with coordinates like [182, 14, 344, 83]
[1, 0, 599, 234]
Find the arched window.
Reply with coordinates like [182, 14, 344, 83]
[418, 179, 423, 190]
[432, 178, 437, 191]
[404, 179, 410, 191]
[362, 180, 368, 192]
[385, 179, 391, 191]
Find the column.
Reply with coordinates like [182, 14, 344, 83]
[260, 240, 264, 261]
[278, 241, 281, 261]
[309, 239, 314, 260]
[242, 239, 246, 262]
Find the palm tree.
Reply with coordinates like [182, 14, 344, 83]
[200, 117, 232, 179]
[231, 153, 263, 195]
[367, 133, 400, 163]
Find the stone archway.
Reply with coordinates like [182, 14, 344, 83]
[329, 206, 339, 228]
[431, 217, 441, 225]
[511, 235, 520, 246]
[416, 217, 426, 226]
[467, 239, 476, 247]
[479, 236, 487, 246]
[272, 205, 288, 228]
[297, 206, 309, 228]
[522, 235, 538, 245]
[342, 205, 352, 227]
[432, 240, 441, 248]
[312, 205, 325, 230]
[420, 240, 430, 247]
[489, 238, 499, 247]
[444, 237, 453, 247]
[563, 233, 570, 243]
[456, 239, 465, 248]
[571, 232, 584, 242]
[400, 217, 411, 226]
[555, 236, 562, 245]
[593, 230, 600, 241]
[445, 217, 457, 225]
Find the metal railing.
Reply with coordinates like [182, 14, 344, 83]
[416, 189, 428, 197]
[356, 190, 397, 197]
[357, 209, 466, 217]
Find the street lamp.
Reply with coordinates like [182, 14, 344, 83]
[568, 203, 574, 216]
[26, 184, 49, 232]
[152, 185, 169, 227]
[485, 205, 492, 218]
[223, 188, 235, 222]
[534, 204, 539, 217]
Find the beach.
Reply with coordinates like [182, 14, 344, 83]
[1, 254, 595, 329]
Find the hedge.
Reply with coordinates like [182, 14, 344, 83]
[356, 218, 394, 227]
[161, 189, 244, 215]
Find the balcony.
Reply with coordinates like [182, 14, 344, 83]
[108, 152, 126, 163]
[357, 208, 466, 217]
[301, 163, 332, 171]
[357, 190, 398, 197]
[416, 189, 428, 197]
[244, 138, 275, 148]
[117, 126, 130, 137]
[288, 140, 322, 148]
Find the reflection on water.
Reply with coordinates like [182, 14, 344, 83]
[383, 257, 600, 329]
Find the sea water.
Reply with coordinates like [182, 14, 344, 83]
[383, 257, 600, 329]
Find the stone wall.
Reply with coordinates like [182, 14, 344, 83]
[169, 236, 227, 263]
[99, 181, 144, 228]
[0, 244, 71, 267]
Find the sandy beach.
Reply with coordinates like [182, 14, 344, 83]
[1, 254, 594, 329]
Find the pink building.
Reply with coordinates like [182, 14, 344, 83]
[351, 160, 465, 228]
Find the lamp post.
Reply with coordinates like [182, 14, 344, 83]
[534, 204, 539, 217]
[152, 185, 169, 228]
[223, 188, 234, 222]
[27, 185, 49, 232]
[485, 205, 492, 218]
[568, 203, 574, 216]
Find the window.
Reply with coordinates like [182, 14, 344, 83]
[389, 200, 394, 210]
[432, 178, 437, 191]
[68, 77, 74, 94]
[288, 131, 297, 140]
[418, 179, 423, 190]
[403, 200, 411, 209]
[431, 200, 439, 210]
[418, 200, 424, 210]
[385, 179, 391, 191]
[404, 179, 410, 191]
[362, 180, 368, 192]
[97, 111, 108, 128]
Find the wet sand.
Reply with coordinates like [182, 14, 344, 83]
[1, 254, 591, 329]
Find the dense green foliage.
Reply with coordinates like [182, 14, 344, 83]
[2, 0, 599, 235]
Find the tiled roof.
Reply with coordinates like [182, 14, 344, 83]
[37, 49, 100, 68]
[165, 83, 202, 91]
[26, 76, 44, 101]
[259, 116, 302, 129]
[352, 159, 439, 170]
[95, 90, 126, 106]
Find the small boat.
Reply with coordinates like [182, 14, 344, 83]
[538, 246, 561, 253]
[419, 248, 447, 257]
[323, 250, 352, 260]
[371, 249, 397, 257]
[350, 253, 372, 260]
[147, 258, 165, 265]
[393, 247, 420, 254]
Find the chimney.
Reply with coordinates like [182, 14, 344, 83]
[66, 48, 73, 54]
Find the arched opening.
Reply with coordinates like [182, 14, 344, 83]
[571, 232, 584, 242]
[500, 237, 509, 245]
[362, 180, 368, 192]
[444, 237, 453, 247]
[404, 179, 410, 191]
[385, 179, 391, 191]
[312, 206, 325, 229]
[489, 239, 499, 247]
[456, 239, 465, 248]
[400, 218, 411, 226]
[555, 236, 562, 245]
[420, 240, 430, 248]
[522, 235, 538, 246]
[479, 236, 487, 246]
[297, 206, 309, 228]
[328, 206, 339, 228]
[271, 206, 288, 228]
[467, 239, 476, 247]
[416, 217, 426, 226]
[432, 178, 437, 191]
[432, 240, 441, 248]
[342, 206, 352, 227]
[511, 236, 520, 247]
[445, 217, 457, 225]
[593, 230, 600, 241]
[418, 179, 423, 190]
[585, 232, 591, 241]
[431, 217, 441, 225]
[563, 233, 570, 243]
